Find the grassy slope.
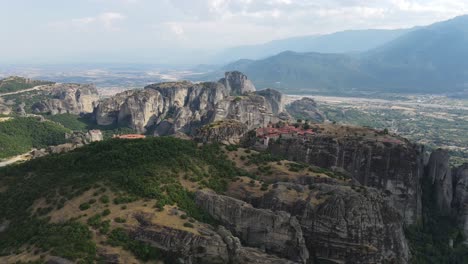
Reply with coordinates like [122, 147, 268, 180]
[0, 137, 242, 262]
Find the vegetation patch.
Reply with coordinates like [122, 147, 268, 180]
[0, 117, 70, 158]
[0, 137, 241, 259]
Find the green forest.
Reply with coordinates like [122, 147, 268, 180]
[0, 117, 70, 159]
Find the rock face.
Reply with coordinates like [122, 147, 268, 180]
[242, 182, 410, 264]
[267, 132, 424, 225]
[213, 93, 288, 130]
[256, 89, 286, 114]
[93, 72, 288, 135]
[286, 97, 325, 123]
[452, 163, 468, 244]
[219, 71, 256, 95]
[425, 149, 453, 214]
[130, 213, 298, 264]
[195, 190, 309, 263]
[195, 120, 249, 145]
[31, 84, 99, 115]
[0, 98, 11, 115]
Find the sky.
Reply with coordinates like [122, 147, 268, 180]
[1, 0, 468, 64]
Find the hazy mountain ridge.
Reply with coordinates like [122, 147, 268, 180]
[213, 28, 412, 63]
[221, 15, 468, 94]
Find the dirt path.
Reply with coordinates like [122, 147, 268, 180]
[0, 84, 51, 97]
[0, 153, 32, 167]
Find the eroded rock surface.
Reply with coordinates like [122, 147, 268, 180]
[93, 72, 288, 135]
[130, 213, 298, 264]
[453, 163, 468, 244]
[425, 149, 453, 214]
[195, 190, 309, 263]
[195, 120, 249, 145]
[31, 83, 99, 115]
[267, 131, 424, 225]
[286, 97, 325, 123]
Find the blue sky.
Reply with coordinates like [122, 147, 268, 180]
[1, 0, 468, 64]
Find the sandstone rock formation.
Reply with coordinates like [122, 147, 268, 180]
[130, 212, 298, 264]
[219, 71, 256, 95]
[32, 83, 99, 115]
[267, 130, 424, 225]
[244, 182, 410, 264]
[195, 190, 309, 263]
[0, 98, 11, 115]
[452, 163, 468, 244]
[425, 149, 453, 214]
[93, 72, 289, 135]
[286, 97, 325, 123]
[195, 120, 249, 145]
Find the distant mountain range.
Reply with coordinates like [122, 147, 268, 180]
[213, 15, 468, 94]
[212, 28, 412, 63]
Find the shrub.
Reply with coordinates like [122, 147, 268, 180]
[79, 203, 91, 211]
[114, 217, 126, 223]
[183, 222, 194, 228]
[102, 209, 111, 216]
[100, 195, 110, 204]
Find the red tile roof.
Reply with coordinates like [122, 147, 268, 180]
[113, 134, 146, 139]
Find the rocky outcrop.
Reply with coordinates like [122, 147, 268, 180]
[219, 71, 256, 95]
[195, 120, 249, 145]
[228, 181, 409, 264]
[195, 190, 309, 263]
[425, 149, 453, 214]
[130, 213, 298, 264]
[256, 89, 286, 114]
[213, 94, 289, 131]
[0, 98, 11, 115]
[267, 131, 424, 225]
[286, 97, 325, 123]
[93, 72, 288, 135]
[452, 163, 468, 244]
[31, 83, 99, 115]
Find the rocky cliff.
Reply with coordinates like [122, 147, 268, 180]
[236, 181, 410, 263]
[453, 163, 468, 244]
[425, 149, 453, 214]
[195, 120, 249, 145]
[218, 71, 256, 95]
[266, 126, 424, 225]
[93, 72, 289, 135]
[286, 97, 325, 123]
[31, 83, 99, 115]
[128, 212, 298, 264]
[195, 190, 309, 263]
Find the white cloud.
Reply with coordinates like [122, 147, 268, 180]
[49, 12, 126, 32]
[99, 12, 126, 30]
